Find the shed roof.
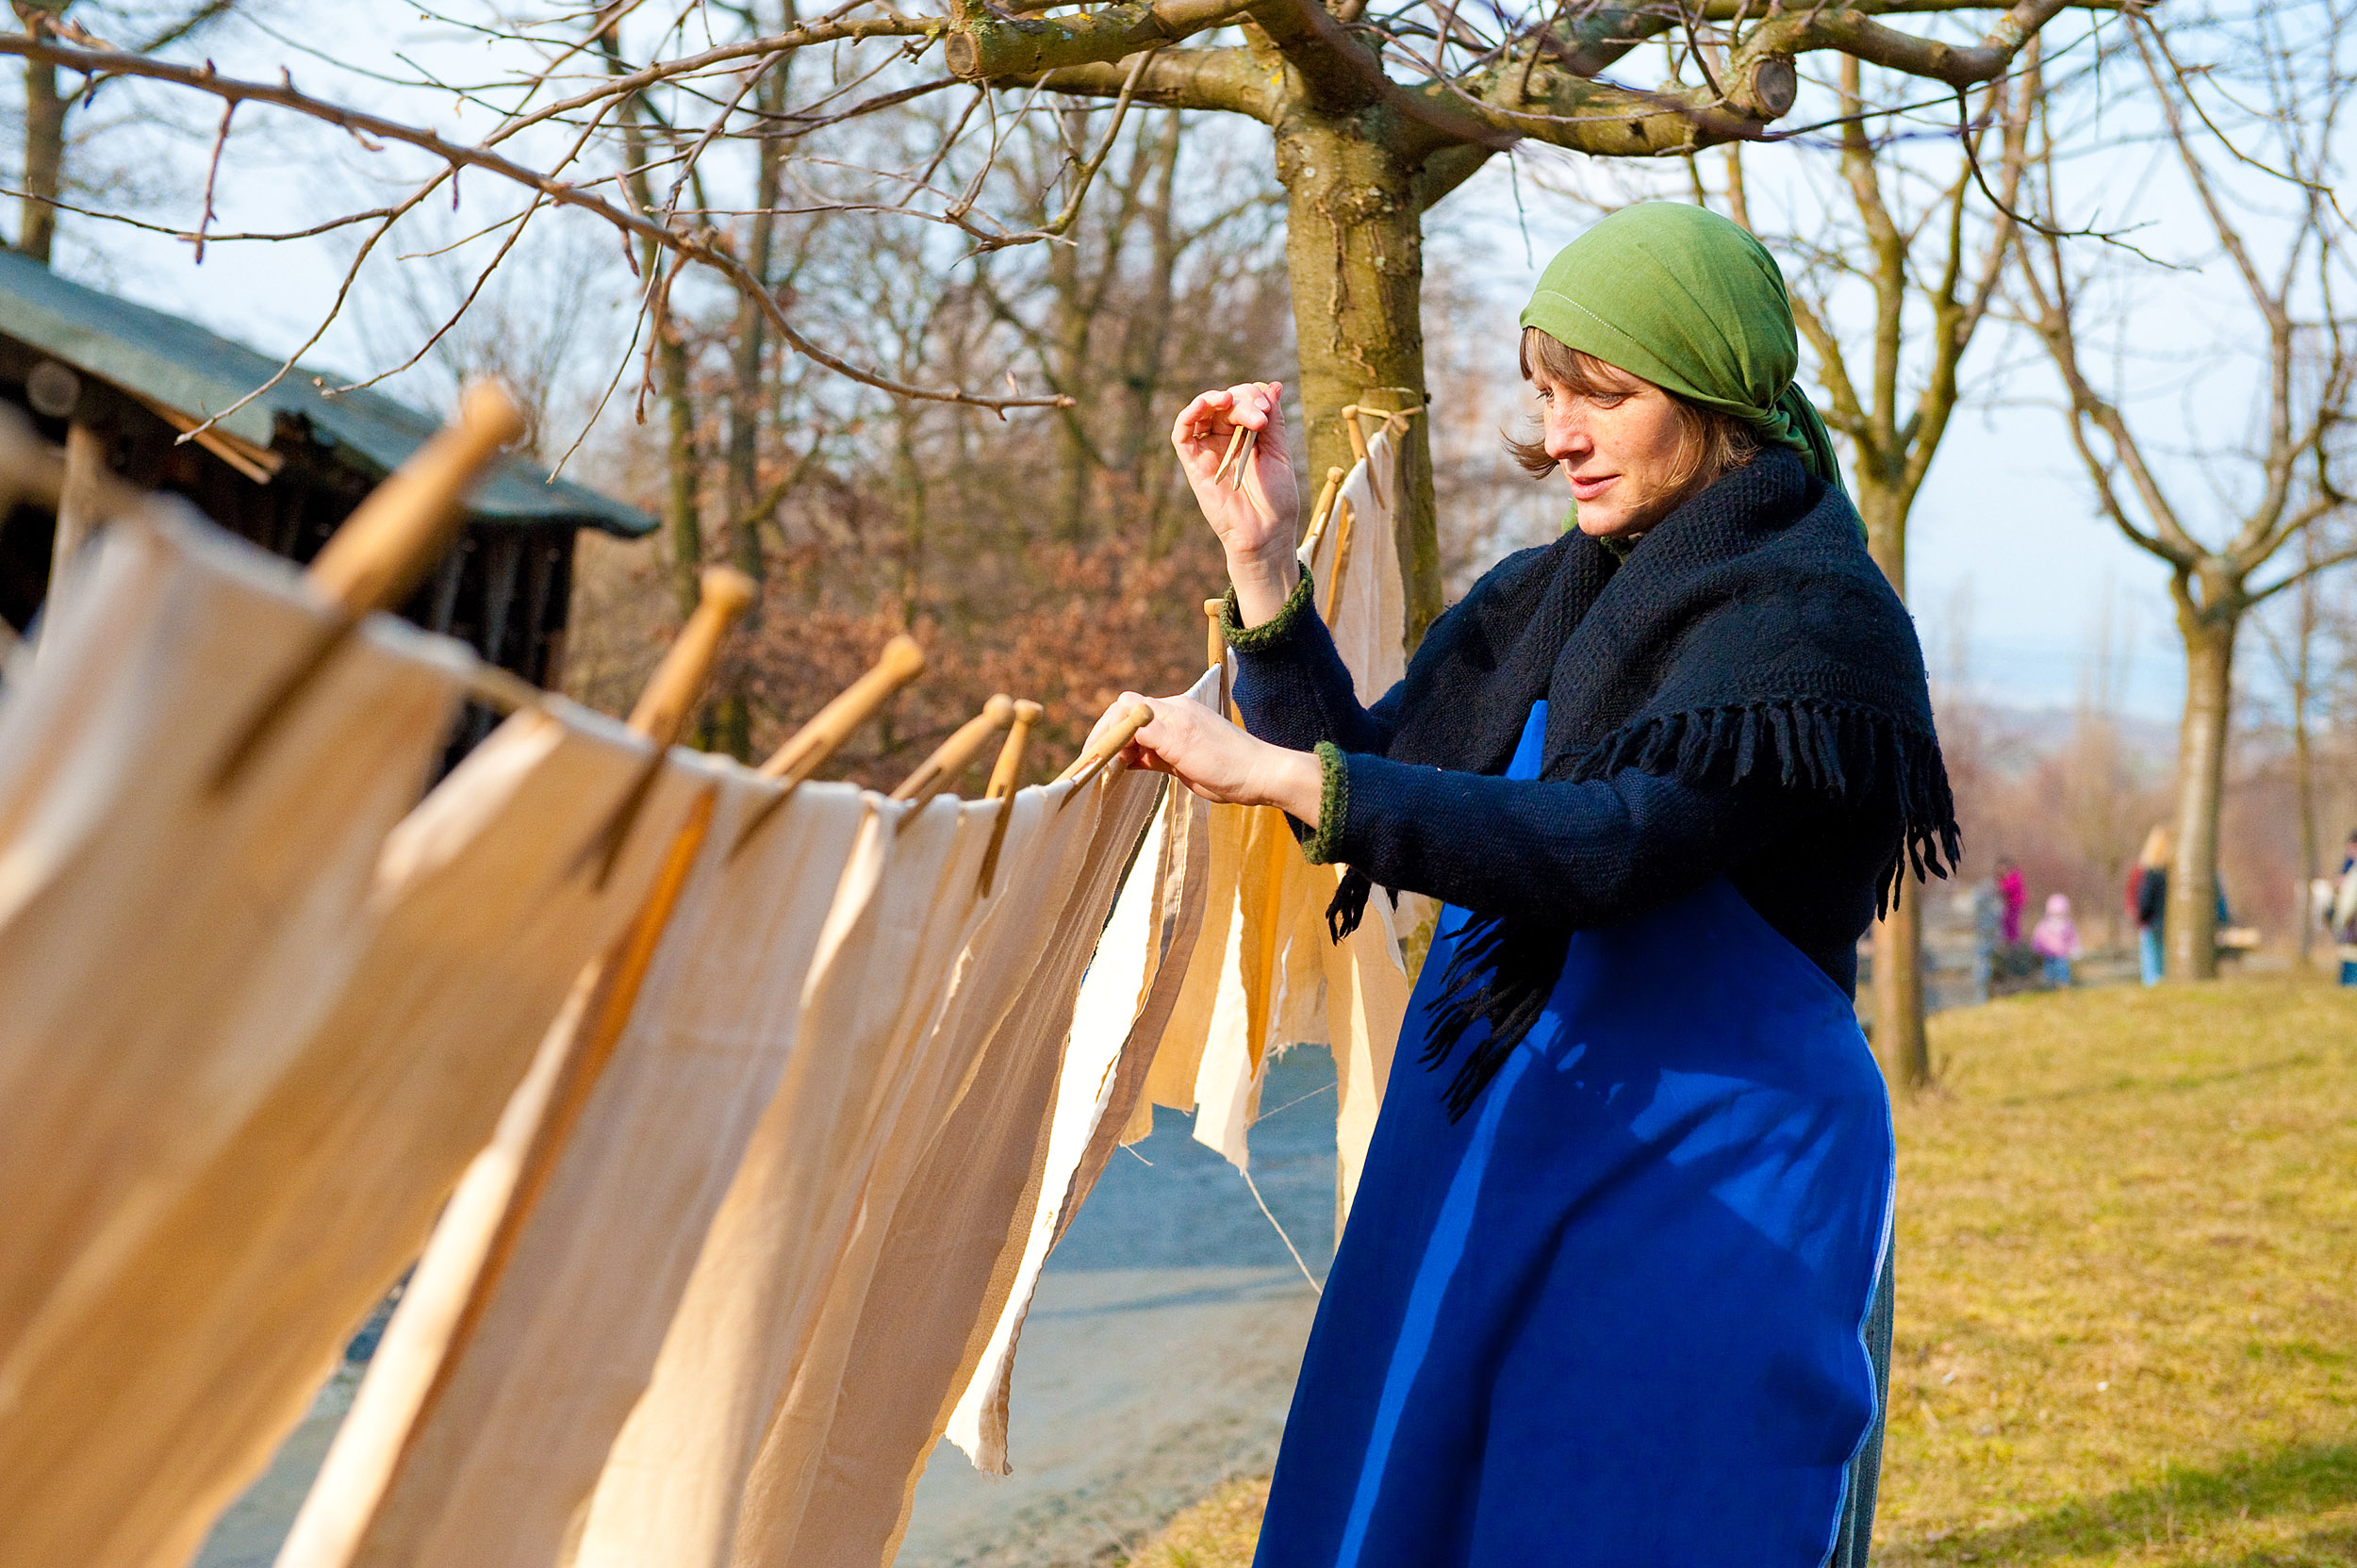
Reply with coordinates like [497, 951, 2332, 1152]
[0, 247, 653, 537]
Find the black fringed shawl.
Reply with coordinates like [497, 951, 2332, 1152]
[1332, 448, 1960, 1117]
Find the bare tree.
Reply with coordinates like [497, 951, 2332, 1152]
[4, 0, 2093, 652]
[8, 0, 242, 264]
[1722, 41, 2033, 1087]
[2015, 4, 2357, 980]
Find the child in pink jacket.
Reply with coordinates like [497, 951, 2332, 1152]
[2031, 893, 2082, 986]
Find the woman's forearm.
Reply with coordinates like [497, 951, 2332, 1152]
[1228, 545, 1299, 629]
[1314, 754, 1796, 930]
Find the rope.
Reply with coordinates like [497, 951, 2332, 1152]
[1241, 1166, 1323, 1297]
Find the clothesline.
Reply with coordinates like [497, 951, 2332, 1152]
[0, 382, 1418, 1568]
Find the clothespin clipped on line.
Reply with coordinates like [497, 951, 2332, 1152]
[1338, 398, 1425, 466]
[1320, 494, 1357, 627]
[1204, 598, 1231, 722]
[975, 698, 1044, 897]
[577, 564, 759, 888]
[1300, 465, 1346, 569]
[889, 694, 1015, 830]
[210, 382, 528, 795]
[1055, 700, 1153, 808]
[729, 633, 927, 860]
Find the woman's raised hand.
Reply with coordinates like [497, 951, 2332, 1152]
[1172, 384, 1300, 618]
[1083, 690, 1323, 825]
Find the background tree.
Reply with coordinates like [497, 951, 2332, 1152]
[2014, 4, 2357, 979]
[1712, 41, 2033, 1087]
[6, 0, 2086, 653]
[8, 0, 242, 265]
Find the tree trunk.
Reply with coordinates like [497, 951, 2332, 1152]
[2167, 597, 2237, 980]
[713, 47, 789, 763]
[1856, 476, 1931, 1088]
[16, 13, 63, 265]
[1275, 109, 1442, 647]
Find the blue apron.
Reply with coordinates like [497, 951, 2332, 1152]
[1256, 702, 1893, 1568]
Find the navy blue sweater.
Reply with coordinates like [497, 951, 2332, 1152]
[1228, 572, 1898, 997]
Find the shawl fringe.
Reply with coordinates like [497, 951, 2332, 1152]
[1329, 695, 1962, 1119]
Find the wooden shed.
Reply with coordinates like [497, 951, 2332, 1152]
[0, 245, 652, 689]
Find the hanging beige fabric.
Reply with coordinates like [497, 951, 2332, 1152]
[1132, 421, 1414, 1215]
[0, 700, 704, 1568]
[940, 666, 1225, 1484]
[569, 790, 1003, 1568]
[0, 508, 465, 1371]
[277, 765, 876, 1568]
[733, 758, 1167, 1568]
[717, 783, 1109, 1558]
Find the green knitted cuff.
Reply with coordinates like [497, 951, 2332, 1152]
[1298, 741, 1349, 866]
[1219, 568, 1315, 652]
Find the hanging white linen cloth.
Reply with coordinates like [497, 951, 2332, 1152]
[278, 766, 891, 1568]
[1141, 423, 1416, 1214]
[0, 696, 708, 1568]
[733, 724, 1180, 1567]
[932, 667, 1222, 1486]
[568, 788, 1013, 1568]
[0, 507, 480, 1566]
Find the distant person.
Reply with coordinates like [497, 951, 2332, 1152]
[1968, 876, 2001, 1005]
[2031, 893, 2081, 986]
[2334, 829, 2357, 986]
[1997, 858, 2027, 946]
[2134, 825, 2170, 985]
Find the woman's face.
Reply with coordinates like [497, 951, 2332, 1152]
[1529, 360, 1691, 538]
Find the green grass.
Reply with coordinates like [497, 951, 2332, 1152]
[1119, 979, 2357, 1566]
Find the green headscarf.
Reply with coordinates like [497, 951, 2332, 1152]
[1518, 202, 1847, 497]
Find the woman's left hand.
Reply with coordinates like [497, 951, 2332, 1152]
[1083, 692, 1323, 825]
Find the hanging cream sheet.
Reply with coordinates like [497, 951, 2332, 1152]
[569, 789, 1008, 1568]
[0, 508, 484, 1566]
[735, 753, 1171, 1568]
[279, 766, 891, 1568]
[1139, 425, 1415, 1215]
[937, 666, 1223, 1484]
[0, 508, 465, 1365]
[0, 699, 705, 1568]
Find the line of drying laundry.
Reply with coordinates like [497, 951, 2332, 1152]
[0, 384, 1420, 1568]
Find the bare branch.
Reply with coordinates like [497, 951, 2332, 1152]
[0, 32, 1073, 412]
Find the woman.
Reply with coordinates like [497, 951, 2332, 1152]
[1095, 204, 1956, 1566]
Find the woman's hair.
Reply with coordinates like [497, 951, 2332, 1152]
[2139, 824, 2172, 868]
[1506, 327, 1761, 497]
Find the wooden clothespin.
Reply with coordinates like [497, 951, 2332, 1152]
[1300, 465, 1345, 568]
[986, 699, 1045, 801]
[1212, 421, 1258, 492]
[1056, 700, 1152, 801]
[976, 698, 1043, 896]
[1339, 404, 1372, 466]
[210, 382, 527, 794]
[578, 565, 758, 887]
[1321, 495, 1357, 626]
[729, 633, 927, 859]
[1204, 597, 1231, 722]
[758, 634, 927, 786]
[890, 694, 1014, 816]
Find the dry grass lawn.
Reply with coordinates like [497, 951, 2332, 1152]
[1118, 978, 2357, 1566]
